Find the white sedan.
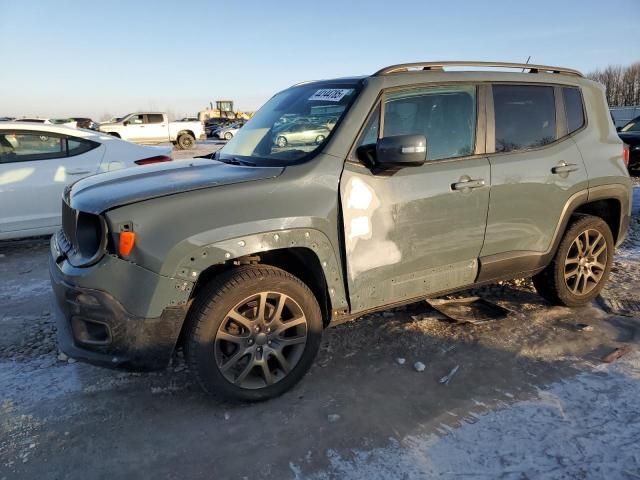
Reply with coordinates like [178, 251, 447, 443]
[0, 122, 173, 240]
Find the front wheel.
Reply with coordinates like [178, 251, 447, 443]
[224, 132, 233, 141]
[177, 133, 195, 150]
[533, 214, 614, 307]
[185, 265, 323, 402]
[276, 136, 287, 148]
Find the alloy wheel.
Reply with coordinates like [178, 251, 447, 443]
[214, 291, 308, 389]
[563, 228, 608, 296]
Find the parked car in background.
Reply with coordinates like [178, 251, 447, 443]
[15, 118, 77, 128]
[0, 123, 173, 240]
[611, 106, 640, 129]
[205, 118, 235, 137]
[70, 117, 100, 130]
[177, 117, 199, 122]
[618, 115, 640, 174]
[48, 61, 631, 401]
[0, 117, 15, 122]
[216, 122, 244, 140]
[98, 112, 205, 149]
[273, 121, 330, 147]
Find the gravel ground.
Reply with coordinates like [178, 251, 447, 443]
[0, 184, 638, 479]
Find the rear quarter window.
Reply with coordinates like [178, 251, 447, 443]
[562, 87, 585, 134]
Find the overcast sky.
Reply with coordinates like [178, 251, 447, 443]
[1, 0, 638, 120]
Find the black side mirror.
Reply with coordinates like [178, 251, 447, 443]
[376, 134, 427, 167]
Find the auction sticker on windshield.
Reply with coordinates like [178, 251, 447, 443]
[308, 89, 354, 102]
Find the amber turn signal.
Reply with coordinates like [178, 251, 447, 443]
[119, 231, 136, 256]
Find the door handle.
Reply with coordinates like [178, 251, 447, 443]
[551, 162, 578, 174]
[67, 168, 91, 175]
[452, 176, 485, 192]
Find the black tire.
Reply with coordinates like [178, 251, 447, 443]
[108, 132, 121, 138]
[276, 136, 287, 148]
[185, 265, 323, 402]
[177, 133, 195, 150]
[533, 214, 614, 307]
[224, 132, 233, 141]
[315, 135, 325, 145]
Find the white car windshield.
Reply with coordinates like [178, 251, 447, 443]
[218, 82, 361, 165]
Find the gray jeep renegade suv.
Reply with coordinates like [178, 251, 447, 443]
[50, 61, 632, 401]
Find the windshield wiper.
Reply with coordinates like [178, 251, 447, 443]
[217, 156, 257, 167]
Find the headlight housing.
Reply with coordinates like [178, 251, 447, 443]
[60, 200, 108, 267]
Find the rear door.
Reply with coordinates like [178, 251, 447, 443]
[0, 130, 103, 235]
[479, 84, 588, 277]
[340, 84, 491, 313]
[144, 114, 169, 142]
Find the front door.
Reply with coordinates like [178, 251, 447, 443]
[340, 84, 490, 314]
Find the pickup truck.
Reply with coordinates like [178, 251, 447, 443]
[98, 112, 205, 149]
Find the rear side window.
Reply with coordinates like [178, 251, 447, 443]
[493, 85, 556, 153]
[0, 131, 99, 163]
[146, 114, 164, 124]
[67, 137, 100, 157]
[562, 87, 585, 134]
[0, 132, 64, 163]
[383, 85, 477, 161]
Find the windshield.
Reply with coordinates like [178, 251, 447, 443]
[218, 82, 361, 165]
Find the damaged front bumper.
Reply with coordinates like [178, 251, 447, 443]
[49, 235, 190, 371]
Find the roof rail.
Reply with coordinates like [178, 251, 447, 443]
[374, 61, 583, 77]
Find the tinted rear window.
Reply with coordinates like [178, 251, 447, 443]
[563, 87, 585, 134]
[493, 85, 556, 153]
[146, 114, 164, 124]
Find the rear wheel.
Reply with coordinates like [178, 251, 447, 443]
[224, 132, 233, 141]
[185, 265, 323, 401]
[533, 214, 613, 307]
[315, 134, 326, 145]
[177, 133, 195, 150]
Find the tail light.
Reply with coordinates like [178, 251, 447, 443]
[623, 144, 630, 168]
[134, 155, 173, 166]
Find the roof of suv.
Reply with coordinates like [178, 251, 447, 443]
[294, 61, 591, 90]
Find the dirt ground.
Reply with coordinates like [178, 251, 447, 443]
[1, 168, 639, 479]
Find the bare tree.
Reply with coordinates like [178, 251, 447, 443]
[587, 62, 640, 106]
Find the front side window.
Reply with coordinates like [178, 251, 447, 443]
[493, 85, 556, 153]
[562, 87, 585, 134]
[219, 82, 361, 165]
[0, 132, 64, 163]
[127, 114, 144, 125]
[382, 85, 477, 161]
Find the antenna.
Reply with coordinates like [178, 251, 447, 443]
[522, 56, 531, 72]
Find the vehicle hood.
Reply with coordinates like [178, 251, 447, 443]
[98, 122, 122, 130]
[66, 159, 284, 214]
[619, 132, 640, 146]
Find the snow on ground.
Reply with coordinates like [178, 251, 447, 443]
[300, 352, 640, 480]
